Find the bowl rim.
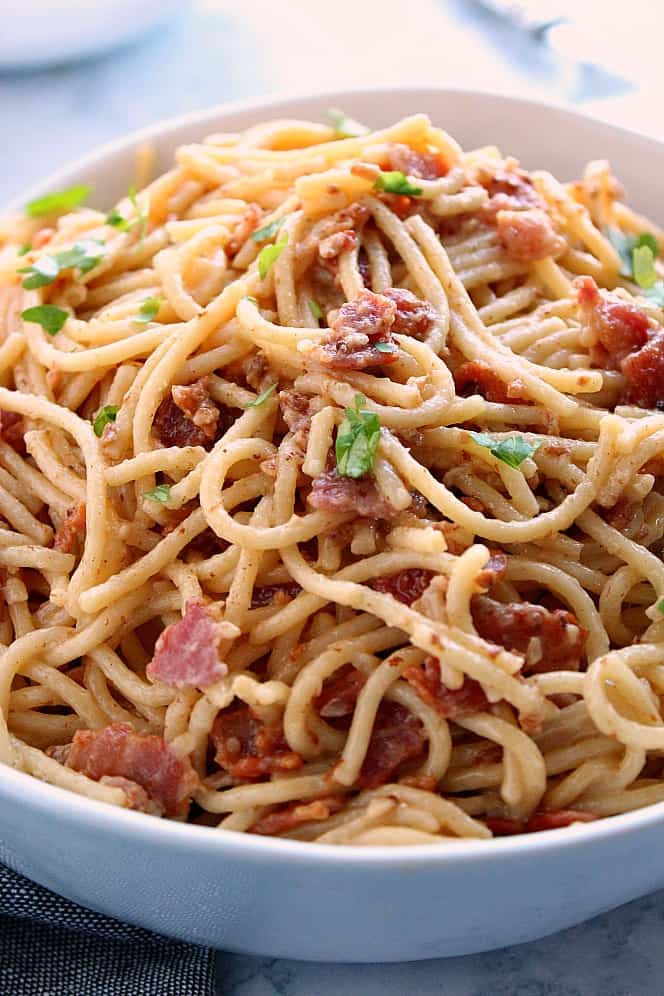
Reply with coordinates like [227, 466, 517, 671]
[3, 82, 664, 864]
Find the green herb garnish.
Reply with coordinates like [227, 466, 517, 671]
[106, 186, 149, 241]
[17, 243, 31, 257]
[657, 598, 664, 616]
[258, 236, 288, 280]
[92, 405, 119, 438]
[327, 108, 369, 139]
[134, 296, 163, 324]
[21, 304, 68, 337]
[374, 341, 397, 354]
[373, 170, 423, 197]
[633, 245, 658, 289]
[19, 238, 106, 289]
[335, 393, 381, 479]
[251, 217, 286, 243]
[26, 184, 91, 218]
[242, 295, 258, 306]
[246, 383, 277, 408]
[469, 432, 540, 470]
[309, 298, 323, 322]
[143, 484, 172, 504]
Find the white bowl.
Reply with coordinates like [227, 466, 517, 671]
[2, 87, 664, 962]
[0, 0, 185, 70]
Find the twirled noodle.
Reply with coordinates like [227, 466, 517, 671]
[1, 113, 664, 843]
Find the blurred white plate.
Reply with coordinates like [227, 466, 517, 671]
[0, 0, 186, 69]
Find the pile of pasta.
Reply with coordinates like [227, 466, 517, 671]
[1, 111, 664, 845]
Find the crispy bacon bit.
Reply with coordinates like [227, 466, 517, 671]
[476, 551, 508, 590]
[51, 723, 198, 819]
[477, 165, 545, 224]
[621, 331, 664, 409]
[147, 601, 226, 689]
[226, 203, 263, 256]
[249, 797, 344, 836]
[576, 276, 651, 368]
[358, 701, 426, 789]
[171, 377, 220, 441]
[471, 595, 586, 674]
[486, 810, 597, 836]
[385, 143, 447, 180]
[496, 208, 565, 261]
[251, 582, 301, 608]
[53, 503, 86, 554]
[382, 287, 436, 340]
[371, 568, 435, 605]
[313, 289, 398, 370]
[0, 410, 26, 454]
[315, 663, 367, 719]
[319, 229, 358, 260]
[404, 657, 490, 718]
[454, 361, 527, 404]
[308, 471, 397, 519]
[279, 389, 313, 433]
[99, 775, 164, 817]
[211, 703, 302, 780]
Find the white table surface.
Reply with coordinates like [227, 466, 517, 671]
[2, 2, 663, 992]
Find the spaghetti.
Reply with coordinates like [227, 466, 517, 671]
[1, 112, 664, 845]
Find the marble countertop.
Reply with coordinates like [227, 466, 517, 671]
[2, 2, 663, 992]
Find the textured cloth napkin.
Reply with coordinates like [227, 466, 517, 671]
[0, 863, 215, 996]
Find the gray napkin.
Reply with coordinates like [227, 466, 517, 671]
[0, 863, 215, 996]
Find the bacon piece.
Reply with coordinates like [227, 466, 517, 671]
[454, 360, 527, 404]
[319, 229, 358, 260]
[52, 723, 198, 819]
[576, 276, 651, 369]
[315, 663, 367, 719]
[486, 810, 597, 836]
[249, 796, 344, 836]
[99, 775, 164, 817]
[477, 165, 545, 224]
[382, 287, 436, 340]
[211, 703, 302, 780]
[471, 595, 586, 674]
[312, 289, 399, 370]
[358, 701, 426, 789]
[226, 203, 263, 256]
[476, 551, 508, 590]
[53, 503, 86, 554]
[385, 143, 447, 180]
[279, 389, 313, 433]
[251, 582, 301, 608]
[371, 568, 435, 605]
[496, 208, 565, 261]
[171, 377, 220, 442]
[0, 410, 26, 454]
[147, 601, 226, 689]
[308, 470, 397, 519]
[621, 331, 664, 409]
[404, 657, 490, 718]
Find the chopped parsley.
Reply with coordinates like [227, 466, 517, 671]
[143, 483, 172, 504]
[246, 383, 277, 408]
[242, 295, 258, 306]
[633, 244, 658, 289]
[133, 296, 163, 324]
[17, 243, 32, 257]
[26, 184, 91, 218]
[258, 235, 288, 280]
[374, 340, 397, 354]
[335, 393, 381, 479]
[657, 598, 664, 616]
[308, 298, 323, 322]
[469, 432, 540, 470]
[19, 238, 105, 289]
[606, 227, 659, 278]
[327, 108, 370, 139]
[252, 217, 286, 243]
[21, 305, 69, 337]
[106, 186, 149, 241]
[92, 405, 119, 437]
[373, 170, 423, 197]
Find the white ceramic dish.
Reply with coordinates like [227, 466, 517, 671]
[0, 0, 186, 70]
[2, 87, 664, 963]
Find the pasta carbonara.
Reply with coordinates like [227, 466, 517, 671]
[1, 111, 664, 845]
